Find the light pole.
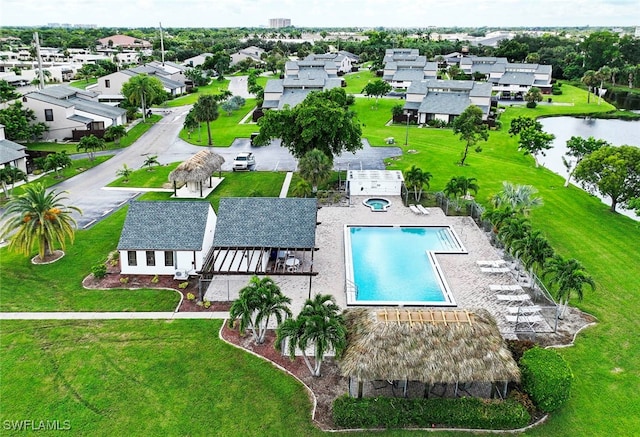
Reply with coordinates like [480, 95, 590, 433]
[404, 111, 410, 146]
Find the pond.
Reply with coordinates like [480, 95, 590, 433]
[538, 116, 640, 221]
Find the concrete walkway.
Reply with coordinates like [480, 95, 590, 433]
[279, 172, 293, 198]
[0, 312, 230, 320]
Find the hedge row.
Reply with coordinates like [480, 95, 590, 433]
[520, 347, 573, 412]
[332, 395, 530, 429]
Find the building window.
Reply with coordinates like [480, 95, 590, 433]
[105, 79, 110, 88]
[146, 251, 156, 266]
[127, 251, 137, 266]
[44, 109, 53, 121]
[164, 251, 174, 266]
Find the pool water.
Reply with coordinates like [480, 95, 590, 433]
[363, 198, 390, 211]
[346, 226, 464, 305]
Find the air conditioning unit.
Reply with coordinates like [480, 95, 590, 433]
[173, 270, 189, 280]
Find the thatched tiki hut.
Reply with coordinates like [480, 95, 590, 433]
[168, 150, 225, 197]
[339, 308, 520, 399]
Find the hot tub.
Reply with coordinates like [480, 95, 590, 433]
[363, 198, 391, 212]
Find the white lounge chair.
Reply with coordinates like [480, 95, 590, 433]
[480, 267, 511, 273]
[476, 260, 507, 267]
[506, 315, 544, 324]
[416, 204, 430, 215]
[409, 204, 421, 215]
[490, 284, 523, 292]
[507, 306, 542, 314]
[496, 294, 530, 302]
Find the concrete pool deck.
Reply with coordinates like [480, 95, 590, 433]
[204, 196, 542, 338]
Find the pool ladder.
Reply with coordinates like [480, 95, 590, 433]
[437, 229, 456, 250]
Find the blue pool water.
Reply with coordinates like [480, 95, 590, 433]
[347, 226, 463, 304]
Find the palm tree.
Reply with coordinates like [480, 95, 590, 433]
[0, 183, 81, 261]
[275, 294, 347, 377]
[76, 135, 105, 161]
[44, 151, 72, 178]
[116, 164, 133, 183]
[581, 70, 598, 103]
[544, 255, 595, 317]
[482, 206, 517, 233]
[121, 74, 164, 122]
[510, 229, 554, 284]
[104, 125, 128, 145]
[193, 95, 219, 146]
[183, 109, 199, 140]
[291, 180, 313, 198]
[0, 166, 27, 198]
[297, 149, 332, 193]
[498, 216, 531, 254]
[142, 155, 160, 171]
[229, 276, 292, 345]
[491, 181, 542, 215]
[404, 165, 432, 202]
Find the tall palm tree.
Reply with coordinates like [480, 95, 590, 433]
[482, 206, 517, 233]
[0, 166, 27, 198]
[229, 276, 292, 345]
[121, 74, 164, 122]
[498, 216, 531, 254]
[491, 181, 543, 215]
[193, 95, 219, 146]
[276, 294, 347, 377]
[510, 229, 555, 284]
[183, 109, 199, 140]
[581, 70, 598, 103]
[0, 183, 81, 261]
[544, 255, 595, 317]
[297, 149, 332, 193]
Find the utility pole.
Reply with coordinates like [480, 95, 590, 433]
[159, 22, 165, 66]
[33, 32, 45, 90]
[404, 111, 410, 146]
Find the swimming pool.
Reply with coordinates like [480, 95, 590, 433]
[344, 225, 466, 306]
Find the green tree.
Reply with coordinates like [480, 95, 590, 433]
[0, 183, 81, 261]
[562, 136, 609, 187]
[121, 74, 165, 122]
[404, 165, 432, 202]
[524, 87, 543, 108]
[291, 180, 312, 198]
[510, 229, 555, 280]
[451, 105, 489, 166]
[229, 276, 292, 345]
[0, 102, 47, 141]
[491, 181, 543, 215]
[193, 94, 219, 146]
[544, 255, 595, 317]
[183, 108, 199, 140]
[498, 215, 532, 254]
[509, 116, 554, 167]
[116, 164, 133, 183]
[44, 151, 72, 178]
[581, 70, 598, 104]
[142, 155, 160, 171]
[254, 88, 362, 162]
[0, 166, 27, 198]
[573, 145, 640, 212]
[220, 100, 239, 116]
[103, 125, 128, 145]
[361, 79, 392, 107]
[0, 80, 20, 105]
[76, 135, 105, 161]
[297, 149, 332, 193]
[627, 197, 640, 215]
[275, 294, 347, 377]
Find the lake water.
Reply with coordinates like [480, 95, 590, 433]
[538, 117, 640, 221]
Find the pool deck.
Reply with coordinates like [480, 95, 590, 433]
[205, 196, 536, 338]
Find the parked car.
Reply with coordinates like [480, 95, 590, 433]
[232, 152, 256, 171]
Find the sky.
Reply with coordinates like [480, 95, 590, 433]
[0, 0, 639, 29]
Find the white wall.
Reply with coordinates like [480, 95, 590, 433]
[349, 180, 402, 196]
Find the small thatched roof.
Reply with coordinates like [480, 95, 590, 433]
[168, 150, 225, 183]
[339, 308, 520, 384]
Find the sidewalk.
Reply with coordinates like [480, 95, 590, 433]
[0, 312, 230, 320]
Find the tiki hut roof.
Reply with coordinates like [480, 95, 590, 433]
[339, 308, 520, 384]
[168, 150, 225, 183]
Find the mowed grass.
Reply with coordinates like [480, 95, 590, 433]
[0, 208, 179, 312]
[162, 79, 230, 107]
[108, 162, 180, 188]
[0, 319, 318, 437]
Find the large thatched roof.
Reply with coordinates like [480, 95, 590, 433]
[339, 308, 520, 384]
[168, 150, 225, 183]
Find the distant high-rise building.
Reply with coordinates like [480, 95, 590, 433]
[269, 18, 291, 28]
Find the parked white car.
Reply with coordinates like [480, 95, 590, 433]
[232, 152, 256, 171]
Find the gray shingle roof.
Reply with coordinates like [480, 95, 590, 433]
[498, 72, 535, 86]
[278, 89, 313, 109]
[418, 92, 473, 116]
[0, 139, 27, 164]
[264, 79, 284, 93]
[117, 201, 213, 250]
[393, 69, 426, 82]
[213, 198, 317, 249]
[40, 85, 98, 99]
[26, 92, 74, 108]
[68, 97, 126, 119]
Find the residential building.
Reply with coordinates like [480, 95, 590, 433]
[97, 35, 152, 50]
[403, 79, 493, 124]
[262, 74, 342, 110]
[305, 53, 353, 74]
[118, 201, 217, 276]
[382, 48, 438, 89]
[230, 46, 265, 67]
[21, 85, 127, 141]
[269, 18, 291, 28]
[183, 53, 213, 68]
[93, 65, 186, 103]
[0, 124, 28, 174]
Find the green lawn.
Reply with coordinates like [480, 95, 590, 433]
[1, 83, 639, 436]
[108, 162, 180, 188]
[342, 69, 378, 94]
[68, 78, 97, 89]
[162, 79, 230, 107]
[178, 99, 258, 147]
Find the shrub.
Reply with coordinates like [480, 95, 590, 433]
[520, 347, 573, 412]
[526, 101, 537, 108]
[186, 292, 195, 300]
[179, 282, 189, 290]
[203, 300, 211, 309]
[509, 389, 536, 416]
[91, 263, 107, 279]
[332, 395, 530, 429]
[151, 274, 159, 284]
[119, 277, 129, 284]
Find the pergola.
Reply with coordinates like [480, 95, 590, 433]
[199, 197, 318, 281]
[168, 150, 225, 198]
[340, 308, 520, 399]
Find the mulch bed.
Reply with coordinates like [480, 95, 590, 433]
[221, 321, 348, 430]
